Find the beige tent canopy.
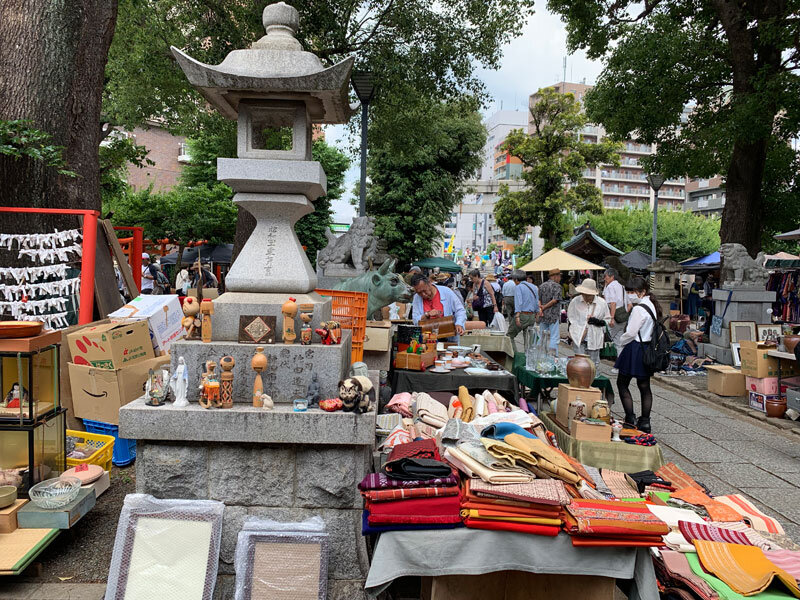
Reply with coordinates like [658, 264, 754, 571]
[518, 248, 604, 272]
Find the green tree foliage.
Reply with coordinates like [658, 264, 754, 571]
[494, 88, 621, 250]
[99, 134, 153, 207]
[547, 0, 800, 254]
[514, 238, 533, 266]
[574, 210, 721, 263]
[365, 98, 486, 266]
[0, 119, 74, 176]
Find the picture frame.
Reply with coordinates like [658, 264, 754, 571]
[757, 324, 781, 343]
[729, 321, 757, 344]
[730, 342, 742, 367]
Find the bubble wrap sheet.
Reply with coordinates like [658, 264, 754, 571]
[104, 494, 225, 600]
[234, 516, 329, 600]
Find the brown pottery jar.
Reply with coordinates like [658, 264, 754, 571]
[567, 354, 596, 388]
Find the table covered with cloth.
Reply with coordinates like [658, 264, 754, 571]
[460, 333, 516, 370]
[391, 356, 519, 401]
[513, 353, 615, 413]
[364, 528, 659, 600]
[541, 412, 665, 473]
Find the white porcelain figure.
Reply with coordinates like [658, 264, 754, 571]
[261, 394, 274, 411]
[171, 357, 189, 407]
[611, 422, 623, 442]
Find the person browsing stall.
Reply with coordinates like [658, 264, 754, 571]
[410, 274, 466, 338]
[567, 278, 610, 370]
[506, 271, 539, 344]
[539, 268, 563, 356]
[469, 269, 499, 325]
[603, 268, 627, 369]
[502, 275, 517, 319]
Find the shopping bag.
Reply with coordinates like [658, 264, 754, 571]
[490, 312, 508, 333]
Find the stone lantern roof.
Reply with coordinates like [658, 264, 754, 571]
[171, 2, 355, 123]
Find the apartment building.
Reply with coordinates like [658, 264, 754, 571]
[530, 82, 687, 210]
[494, 139, 523, 180]
[481, 110, 528, 180]
[684, 176, 725, 216]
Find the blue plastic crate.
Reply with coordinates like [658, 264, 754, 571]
[82, 419, 137, 467]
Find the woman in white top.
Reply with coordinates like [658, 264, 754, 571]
[614, 276, 662, 433]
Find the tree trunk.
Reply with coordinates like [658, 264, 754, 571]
[719, 138, 767, 255]
[0, 0, 119, 313]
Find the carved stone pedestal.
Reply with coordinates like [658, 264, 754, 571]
[704, 287, 776, 365]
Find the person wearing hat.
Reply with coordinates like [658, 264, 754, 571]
[190, 260, 218, 290]
[140, 252, 157, 294]
[539, 268, 563, 356]
[567, 278, 610, 370]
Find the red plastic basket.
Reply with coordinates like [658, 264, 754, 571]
[315, 289, 368, 363]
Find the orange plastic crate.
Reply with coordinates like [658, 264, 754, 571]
[315, 289, 368, 363]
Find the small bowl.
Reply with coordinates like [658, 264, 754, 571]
[29, 476, 81, 509]
[470, 358, 488, 369]
[0, 485, 17, 509]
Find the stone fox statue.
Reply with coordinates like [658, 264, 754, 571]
[334, 259, 413, 317]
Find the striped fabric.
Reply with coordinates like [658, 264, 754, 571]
[671, 487, 743, 523]
[678, 520, 754, 546]
[715, 494, 786, 535]
[656, 462, 704, 492]
[765, 550, 800, 581]
[600, 469, 640, 499]
[694, 540, 800, 596]
[714, 521, 781, 551]
[362, 486, 459, 502]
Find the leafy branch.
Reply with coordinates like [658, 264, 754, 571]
[0, 119, 76, 176]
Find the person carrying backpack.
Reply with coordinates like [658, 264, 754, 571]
[152, 264, 171, 295]
[614, 276, 666, 433]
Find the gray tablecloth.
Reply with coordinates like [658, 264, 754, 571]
[364, 529, 659, 600]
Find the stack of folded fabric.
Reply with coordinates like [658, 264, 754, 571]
[359, 439, 463, 534]
[460, 479, 569, 537]
[652, 550, 719, 600]
[414, 392, 449, 429]
[563, 499, 669, 547]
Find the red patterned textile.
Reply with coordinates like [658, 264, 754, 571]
[388, 439, 440, 461]
[656, 462, 705, 492]
[468, 479, 571, 506]
[571, 537, 664, 547]
[679, 520, 754, 546]
[464, 518, 560, 536]
[358, 471, 459, 491]
[564, 499, 670, 537]
[362, 486, 459, 502]
[366, 495, 462, 525]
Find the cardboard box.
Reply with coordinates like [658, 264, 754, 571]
[109, 294, 184, 353]
[364, 321, 393, 352]
[66, 320, 154, 370]
[68, 355, 170, 425]
[745, 375, 800, 396]
[706, 365, 746, 397]
[556, 384, 602, 431]
[748, 391, 777, 413]
[571, 420, 612, 442]
[394, 351, 437, 371]
[740, 341, 800, 378]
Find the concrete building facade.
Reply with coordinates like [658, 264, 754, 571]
[124, 123, 189, 191]
[685, 176, 725, 216]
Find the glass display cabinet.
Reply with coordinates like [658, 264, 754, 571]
[0, 331, 61, 424]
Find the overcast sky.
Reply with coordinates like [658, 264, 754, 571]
[325, 7, 604, 223]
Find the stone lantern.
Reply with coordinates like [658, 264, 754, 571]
[171, 1, 355, 294]
[647, 245, 679, 311]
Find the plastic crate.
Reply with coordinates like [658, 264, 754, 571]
[315, 289, 368, 363]
[66, 429, 115, 471]
[82, 419, 137, 467]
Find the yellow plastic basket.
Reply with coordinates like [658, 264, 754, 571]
[66, 429, 115, 472]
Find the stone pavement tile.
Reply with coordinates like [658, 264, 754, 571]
[682, 403, 729, 417]
[783, 521, 800, 544]
[648, 416, 688, 434]
[740, 488, 800, 525]
[770, 471, 800, 487]
[0, 583, 40, 600]
[655, 434, 741, 463]
[676, 416, 756, 441]
[695, 462, 796, 489]
[715, 441, 800, 473]
[658, 445, 684, 466]
[756, 434, 800, 458]
[652, 388, 698, 406]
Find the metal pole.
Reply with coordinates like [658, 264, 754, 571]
[358, 101, 369, 217]
[651, 189, 659, 262]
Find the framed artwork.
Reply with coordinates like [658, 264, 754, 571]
[757, 324, 781, 343]
[107, 498, 224, 600]
[730, 343, 742, 367]
[239, 315, 277, 344]
[729, 321, 757, 344]
[236, 532, 329, 600]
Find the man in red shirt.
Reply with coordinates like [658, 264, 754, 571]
[410, 274, 467, 337]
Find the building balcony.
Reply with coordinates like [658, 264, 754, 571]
[602, 187, 650, 197]
[601, 171, 648, 182]
[623, 143, 652, 154]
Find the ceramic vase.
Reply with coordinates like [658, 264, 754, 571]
[783, 335, 800, 353]
[567, 354, 595, 388]
[765, 397, 787, 418]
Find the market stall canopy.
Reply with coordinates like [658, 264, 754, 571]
[774, 228, 800, 241]
[561, 225, 623, 264]
[160, 244, 234, 266]
[679, 251, 720, 272]
[412, 257, 462, 273]
[765, 252, 800, 269]
[619, 250, 652, 272]
[519, 248, 604, 273]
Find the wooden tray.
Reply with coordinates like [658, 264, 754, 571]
[0, 321, 43, 339]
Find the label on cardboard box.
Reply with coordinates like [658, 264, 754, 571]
[108, 294, 184, 353]
[67, 321, 154, 370]
[748, 391, 777, 413]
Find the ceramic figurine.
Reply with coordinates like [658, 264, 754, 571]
[338, 376, 374, 414]
[251, 346, 268, 407]
[567, 398, 587, 432]
[181, 297, 202, 340]
[305, 372, 321, 407]
[299, 303, 314, 345]
[315, 321, 341, 345]
[219, 355, 235, 408]
[611, 422, 623, 442]
[200, 299, 214, 343]
[260, 393, 274, 410]
[198, 361, 220, 409]
[145, 368, 167, 406]
[170, 357, 189, 407]
[282, 297, 298, 344]
[3, 383, 29, 409]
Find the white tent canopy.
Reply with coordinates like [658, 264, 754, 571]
[518, 248, 604, 272]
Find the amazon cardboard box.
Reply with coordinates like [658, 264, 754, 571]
[66, 320, 153, 370]
[109, 294, 184, 354]
[68, 355, 170, 425]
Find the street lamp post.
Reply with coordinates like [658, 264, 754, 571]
[646, 173, 666, 263]
[351, 72, 375, 218]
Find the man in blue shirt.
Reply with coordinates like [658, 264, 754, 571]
[507, 271, 540, 346]
[410, 274, 467, 341]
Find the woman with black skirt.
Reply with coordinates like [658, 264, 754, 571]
[614, 276, 662, 433]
